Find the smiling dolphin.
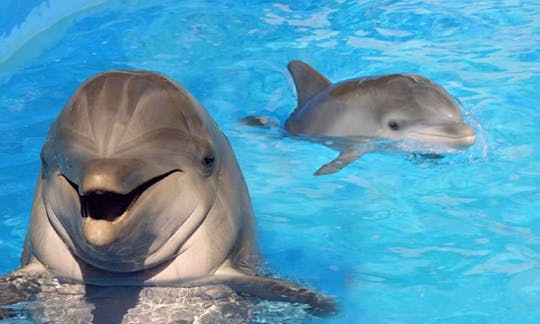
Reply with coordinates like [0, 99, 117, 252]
[244, 60, 475, 175]
[4, 70, 334, 316]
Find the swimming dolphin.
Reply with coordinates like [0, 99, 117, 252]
[245, 60, 475, 175]
[2, 71, 334, 317]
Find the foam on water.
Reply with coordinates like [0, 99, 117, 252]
[0, 0, 539, 323]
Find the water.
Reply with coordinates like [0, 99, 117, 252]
[0, 0, 539, 322]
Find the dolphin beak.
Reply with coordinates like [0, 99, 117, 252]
[76, 172, 175, 247]
[77, 170, 175, 222]
[62, 158, 180, 247]
[408, 122, 476, 149]
[79, 182, 150, 247]
[78, 159, 146, 196]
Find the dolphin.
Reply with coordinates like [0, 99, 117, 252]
[244, 60, 476, 175]
[2, 70, 334, 318]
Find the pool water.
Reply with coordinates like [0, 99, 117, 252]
[1, 0, 539, 322]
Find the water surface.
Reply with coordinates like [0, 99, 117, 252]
[0, 0, 539, 322]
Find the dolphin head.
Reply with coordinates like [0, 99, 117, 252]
[40, 71, 222, 272]
[372, 74, 476, 151]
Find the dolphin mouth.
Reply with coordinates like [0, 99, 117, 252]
[81, 190, 139, 223]
[66, 171, 178, 223]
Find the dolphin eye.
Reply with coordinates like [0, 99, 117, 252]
[201, 154, 215, 169]
[388, 121, 400, 131]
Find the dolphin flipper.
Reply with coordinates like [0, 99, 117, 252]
[208, 264, 336, 317]
[219, 274, 337, 317]
[0, 269, 44, 319]
[315, 149, 366, 175]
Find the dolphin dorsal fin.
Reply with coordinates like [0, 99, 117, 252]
[287, 60, 331, 108]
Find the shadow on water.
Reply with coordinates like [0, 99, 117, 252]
[79, 224, 157, 323]
[84, 285, 143, 324]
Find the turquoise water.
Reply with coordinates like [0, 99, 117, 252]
[1, 0, 539, 322]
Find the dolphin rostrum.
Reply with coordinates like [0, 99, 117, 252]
[2, 70, 335, 317]
[245, 60, 476, 175]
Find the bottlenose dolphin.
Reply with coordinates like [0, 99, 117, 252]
[245, 60, 475, 175]
[1, 71, 334, 318]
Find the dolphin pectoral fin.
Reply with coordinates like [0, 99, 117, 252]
[217, 274, 337, 317]
[0, 268, 44, 318]
[314, 150, 366, 175]
[0, 275, 30, 319]
[210, 264, 337, 316]
[16, 260, 48, 274]
[240, 115, 280, 128]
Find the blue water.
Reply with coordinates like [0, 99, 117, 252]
[1, 0, 539, 322]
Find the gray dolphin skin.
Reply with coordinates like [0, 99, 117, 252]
[1, 71, 334, 318]
[249, 60, 476, 175]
